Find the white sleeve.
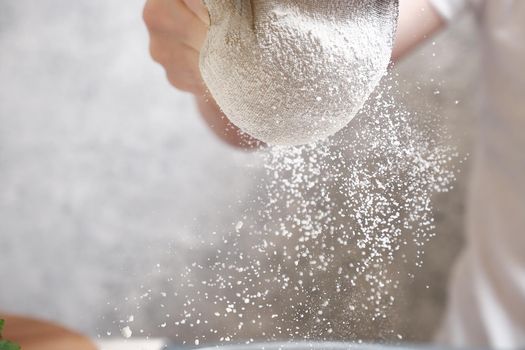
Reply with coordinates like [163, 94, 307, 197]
[430, 0, 469, 20]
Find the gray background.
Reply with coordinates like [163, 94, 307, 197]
[0, 0, 479, 344]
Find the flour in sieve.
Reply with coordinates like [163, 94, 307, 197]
[200, 0, 399, 145]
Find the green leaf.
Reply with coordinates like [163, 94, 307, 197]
[0, 340, 21, 350]
[0, 320, 21, 350]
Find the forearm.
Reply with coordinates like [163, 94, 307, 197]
[392, 0, 446, 62]
[195, 94, 262, 149]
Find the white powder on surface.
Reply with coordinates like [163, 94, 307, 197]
[200, 0, 399, 146]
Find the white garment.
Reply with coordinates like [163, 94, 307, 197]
[430, 0, 525, 349]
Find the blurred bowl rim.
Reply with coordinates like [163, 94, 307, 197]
[196, 341, 422, 350]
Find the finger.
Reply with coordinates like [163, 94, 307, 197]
[166, 68, 206, 93]
[149, 35, 200, 71]
[173, 0, 209, 48]
[181, 0, 210, 25]
[144, 0, 208, 51]
[149, 39, 204, 90]
[143, 0, 177, 33]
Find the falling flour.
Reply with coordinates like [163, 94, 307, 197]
[106, 75, 460, 343]
[200, 0, 399, 145]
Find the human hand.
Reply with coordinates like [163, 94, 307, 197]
[143, 0, 264, 148]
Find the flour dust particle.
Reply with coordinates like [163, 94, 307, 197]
[120, 326, 132, 339]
